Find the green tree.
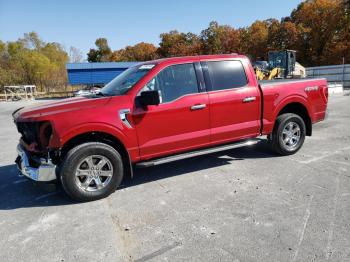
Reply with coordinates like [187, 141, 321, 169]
[0, 41, 5, 55]
[41, 42, 68, 65]
[87, 38, 112, 62]
[19, 32, 43, 50]
[200, 21, 225, 54]
[0, 32, 68, 92]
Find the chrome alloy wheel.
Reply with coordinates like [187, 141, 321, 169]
[75, 155, 113, 192]
[281, 121, 301, 150]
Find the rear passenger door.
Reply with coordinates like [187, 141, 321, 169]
[133, 63, 210, 160]
[202, 60, 261, 144]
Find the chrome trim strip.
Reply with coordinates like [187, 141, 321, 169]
[136, 139, 260, 167]
[119, 109, 132, 128]
[259, 78, 327, 87]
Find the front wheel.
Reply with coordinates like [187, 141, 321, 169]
[60, 142, 124, 201]
[270, 113, 306, 155]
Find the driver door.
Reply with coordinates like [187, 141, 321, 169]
[131, 63, 210, 160]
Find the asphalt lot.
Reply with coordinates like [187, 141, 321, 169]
[0, 95, 349, 262]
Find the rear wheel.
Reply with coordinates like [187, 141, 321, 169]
[60, 142, 123, 201]
[270, 113, 306, 155]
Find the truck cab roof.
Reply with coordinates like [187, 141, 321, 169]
[141, 54, 248, 66]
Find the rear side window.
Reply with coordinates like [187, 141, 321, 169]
[206, 60, 248, 91]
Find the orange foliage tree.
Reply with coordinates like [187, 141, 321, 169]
[89, 0, 349, 66]
[111, 42, 158, 62]
[157, 31, 202, 57]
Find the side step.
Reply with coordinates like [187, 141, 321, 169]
[136, 139, 260, 168]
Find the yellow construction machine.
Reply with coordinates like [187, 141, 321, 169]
[254, 67, 282, 81]
[253, 50, 306, 81]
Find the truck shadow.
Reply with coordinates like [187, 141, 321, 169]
[0, 140, 280, 210]
[0, 164, 73, 210]
[122, 140, 278, 188]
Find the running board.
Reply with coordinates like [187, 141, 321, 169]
[136, 139, 260, 168]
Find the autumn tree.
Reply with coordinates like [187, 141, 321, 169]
[158, 30, 202, 57]
[112, 42, 157, 61]
[200, 22, 242, 55]
[326, 0, 350, 64]
[278, 21, 301, 50]
[241, 20, 270, 60]
[290, 0, 346, 65]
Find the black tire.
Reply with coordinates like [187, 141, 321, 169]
[270, 113, 306, 155]
[60, 142, 124, 202]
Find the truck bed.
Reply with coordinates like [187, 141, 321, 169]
[258, 77, 328, 136]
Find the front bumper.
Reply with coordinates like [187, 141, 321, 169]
[16, 144, 57, 182]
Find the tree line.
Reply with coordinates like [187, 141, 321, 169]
[88, 0, 350, 67]
[0, 0, 349, 91]
[0, 32, 72, 92]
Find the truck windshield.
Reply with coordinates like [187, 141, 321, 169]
[100, 65, 153, 96]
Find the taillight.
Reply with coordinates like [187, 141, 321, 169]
[321, 85, 328, 104]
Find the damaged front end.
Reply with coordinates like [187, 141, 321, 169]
[16, 144, 56, 182]
[14, 120, 58, 182]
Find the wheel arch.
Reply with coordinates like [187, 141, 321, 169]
[60, 131, 133, 178]
[276, 102, 312, 136]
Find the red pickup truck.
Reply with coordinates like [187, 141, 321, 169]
[13, 54, 328, 201]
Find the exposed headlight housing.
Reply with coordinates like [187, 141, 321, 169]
[38, 121, 53, 149]
[16, 121, 53, 152]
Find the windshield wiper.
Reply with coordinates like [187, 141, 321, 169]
[95, 91, 109, 97]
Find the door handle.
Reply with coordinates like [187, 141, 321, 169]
[191, 104, 206, 111]
[242, 96, 256, 103]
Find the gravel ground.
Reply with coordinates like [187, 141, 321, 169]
[0, 95, 349, 262]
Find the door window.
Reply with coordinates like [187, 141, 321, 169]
[206, 60, 248, 91]
[140, 63, 199, 103]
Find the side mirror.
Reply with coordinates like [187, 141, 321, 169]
[139, 90, 160, 106]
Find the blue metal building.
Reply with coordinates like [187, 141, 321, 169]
[66, 62, 139, 86]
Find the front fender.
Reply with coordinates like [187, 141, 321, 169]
[50, 122, 134, 150]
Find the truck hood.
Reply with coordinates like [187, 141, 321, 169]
[14, 96, 111, 121]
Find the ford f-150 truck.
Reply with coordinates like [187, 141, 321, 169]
[13, 54, 328, 201]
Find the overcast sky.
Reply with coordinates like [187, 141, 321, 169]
[0, 0, 303, 56]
